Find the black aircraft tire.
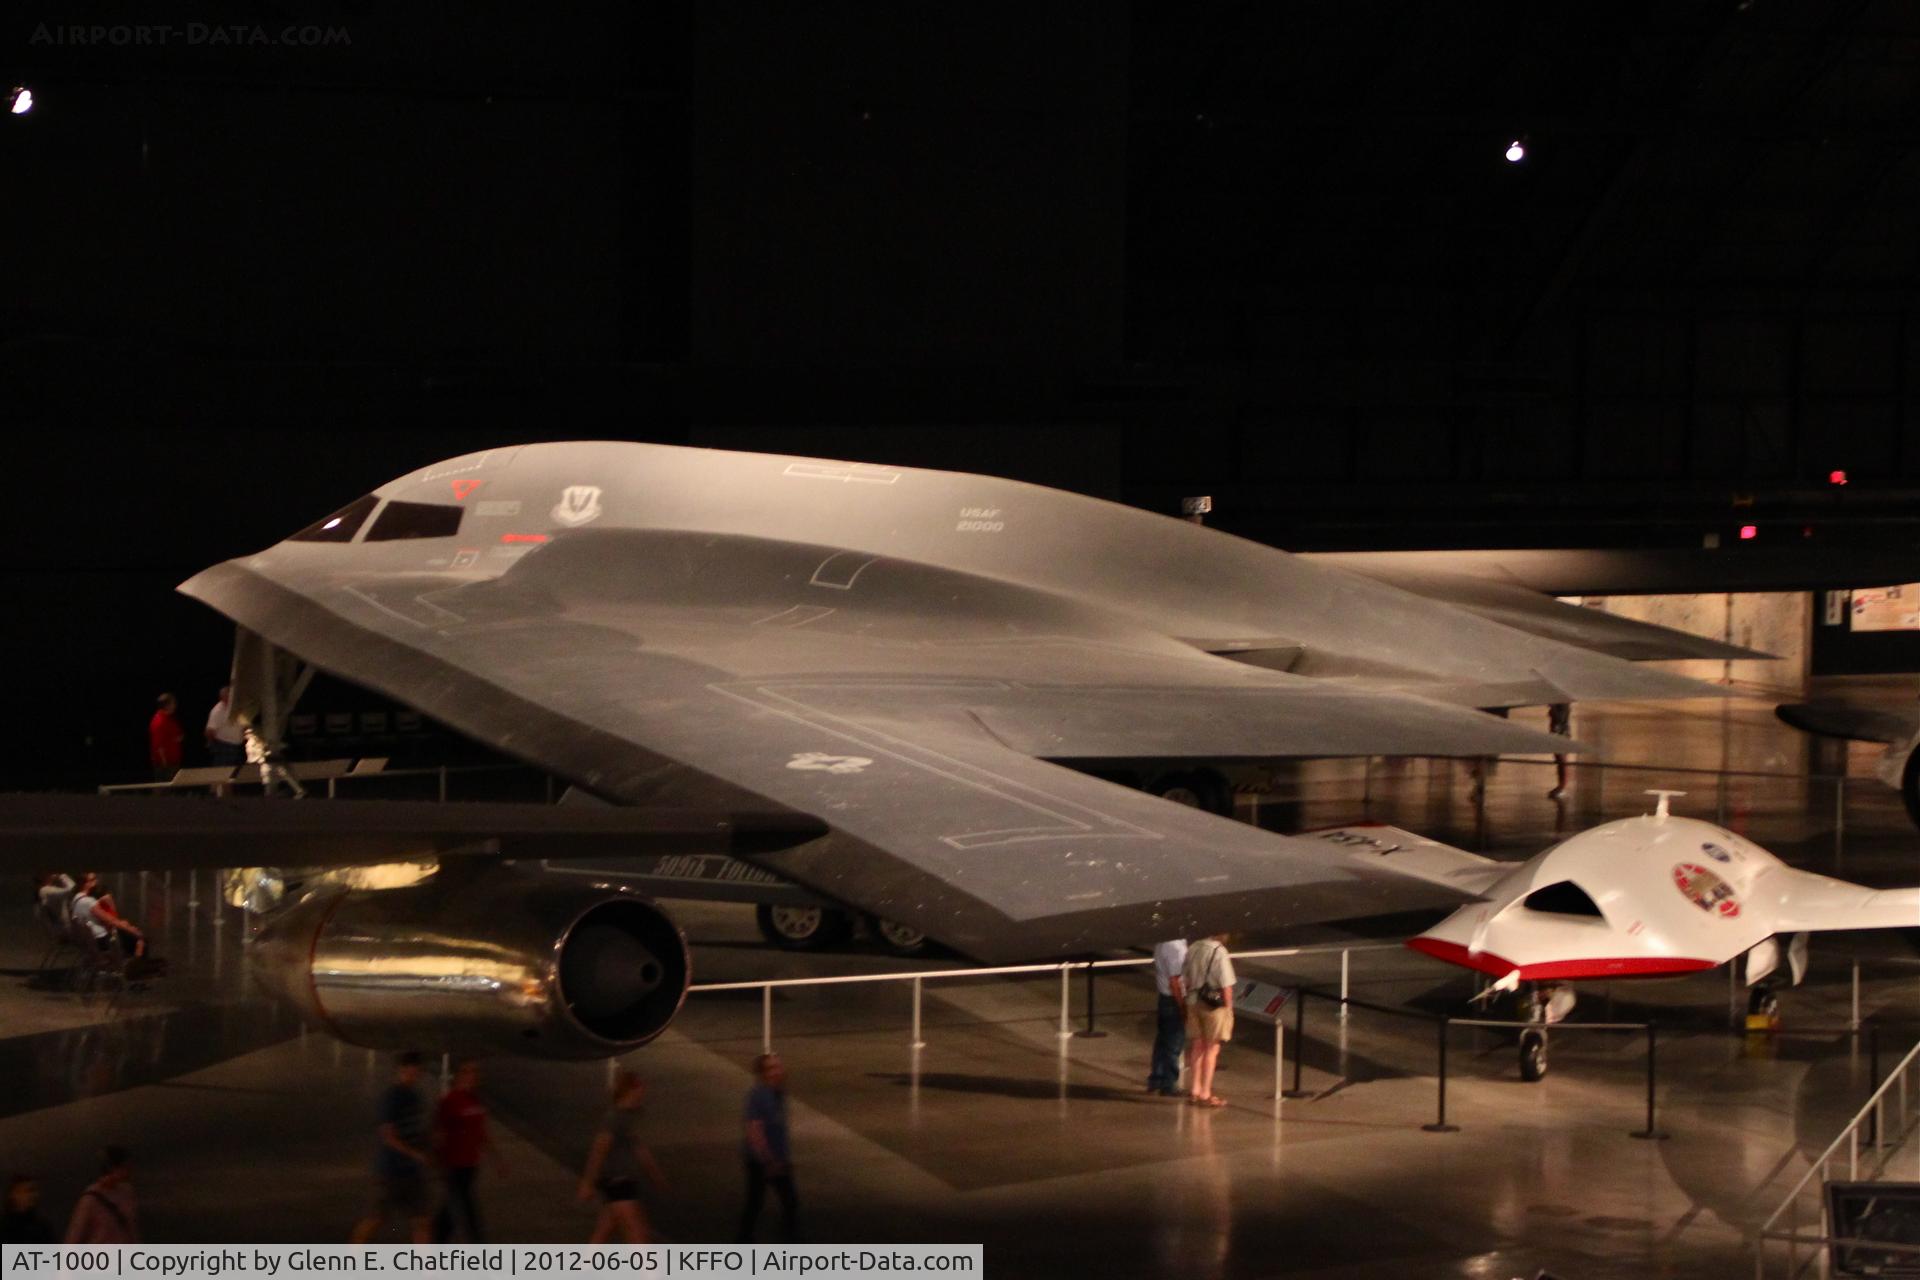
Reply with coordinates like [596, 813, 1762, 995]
[1151, 769, 1234, 818]
[1519, 1029, 1548, 1083]
[868, 916, 933, 957]
[756, 904, 853, 951]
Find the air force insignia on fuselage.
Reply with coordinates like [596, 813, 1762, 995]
[552, 485, 604, 527]
[787, 752, 874, 775]
[1672, 862, 1741, 918]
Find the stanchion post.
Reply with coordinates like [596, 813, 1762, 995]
[1273, 1012, 1284, 1102]
[1631, 1022, 1668, 1140]
[761, 984, 773, 1054]
[1835, 776, 1846, 872]
[1362, 756, 1373, 816]
[1869, 1023, 1882, 1148]
[1422, 1017, 1458, 1133]
[1075, 963, 1108, 1038]
[1057, 965, 1072, 1039]
[1284, 989, 1309, 1098]
[911, 975, 927, 1050]
[1339, 949, 1350, 1021]
[1853, 959, 1861, 1032]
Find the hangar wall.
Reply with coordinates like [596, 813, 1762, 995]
[1581, 592, 1810, 695]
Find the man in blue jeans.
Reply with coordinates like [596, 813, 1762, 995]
[739, 1053, 799, 1242]
[1147, 938, 1189, 1096]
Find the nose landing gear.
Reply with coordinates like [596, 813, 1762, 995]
[1518, 983, 1576, 1082]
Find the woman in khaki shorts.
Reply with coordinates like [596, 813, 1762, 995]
[1182, 933, 1236, 1107]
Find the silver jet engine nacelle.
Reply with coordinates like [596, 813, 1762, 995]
[249, 869, 691, 1060]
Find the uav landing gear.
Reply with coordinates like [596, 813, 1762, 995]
[1518, 983, 1576, 1083]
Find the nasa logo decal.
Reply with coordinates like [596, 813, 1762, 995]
[551, 485, 604, 528]
[1701, 841, 1733, 864]
[1672, 862, 1741, 918]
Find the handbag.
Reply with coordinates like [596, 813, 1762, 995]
[1192, 940, 1228, 1008]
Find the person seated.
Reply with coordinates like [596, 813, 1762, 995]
[70, 873, 143, 957]
[69, 873, 165, 978]
[35, 873, 76, 928]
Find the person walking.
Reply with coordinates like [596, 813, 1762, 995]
[1146, 938, 1188, 1096]
[432, 1059, 502, 1243]
[351, 1052, 433, 1244]
[204, 686, 246, 767]
[1182, 934, 1237, 1108]
[577, 1071, 665, 1244]
[148, 694, 183, 782]
[737, 1053, 799, 1243]
[64, 1148, 138, 1243]
[1547, 702, 1573, 799]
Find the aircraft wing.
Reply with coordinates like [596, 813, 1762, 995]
[1770, 867, 1920, 934]
[175, 531, 1550, 959]
[1304, 547, 1920, 597]
[1300, 555, 1768, 663]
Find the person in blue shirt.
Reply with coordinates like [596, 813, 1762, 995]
[737, 1053, 799, 1242]
[1147, 939, 1189, 1096]
[351, 1052, 432, 1243]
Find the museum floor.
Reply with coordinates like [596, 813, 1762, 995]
[4, 680, 1919, 1279]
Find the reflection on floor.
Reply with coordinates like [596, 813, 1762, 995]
[2, 681, 1919, 1279]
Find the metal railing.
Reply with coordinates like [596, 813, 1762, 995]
[1754, 1036, 1920, 1279]
[689, 943, 1396, 1102]
[688, 944, 1676, 1134]
[99, 761, 545, 803]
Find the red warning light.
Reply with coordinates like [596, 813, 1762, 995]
[1829, 470, 1848, 486]
[1739, 525, 1758, 541]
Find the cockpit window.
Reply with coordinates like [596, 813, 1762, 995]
[288, 494, 378, 543]
[1523, 881, 1605, 918]
[365, 500, 464, 542]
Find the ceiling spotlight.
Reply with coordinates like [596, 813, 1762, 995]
[8, 86, 31, 115]
[1504, 138, 1526, 163]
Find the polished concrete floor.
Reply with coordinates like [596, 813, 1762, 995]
[5, 681, 1920, 1278]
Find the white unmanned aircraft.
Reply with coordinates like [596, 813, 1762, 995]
[1309, 791, 1920, 1080]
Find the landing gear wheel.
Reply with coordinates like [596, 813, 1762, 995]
[869, 916, 932, 957]
[755, 903, 852, 951]
[1519, 1028, 1549, 1082]
[1747, 986, 1780, 1020]
[1149, 769, 1234, 817]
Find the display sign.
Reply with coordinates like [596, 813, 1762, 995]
[1850, 585, 1920, 632]
[1230, 977, 1292, 1023]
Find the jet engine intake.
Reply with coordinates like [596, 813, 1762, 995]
[249, 871, 689, 1059]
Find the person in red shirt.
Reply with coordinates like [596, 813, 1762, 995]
[432, 1060, 502, 1242]
[147, 693, 184, 781]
